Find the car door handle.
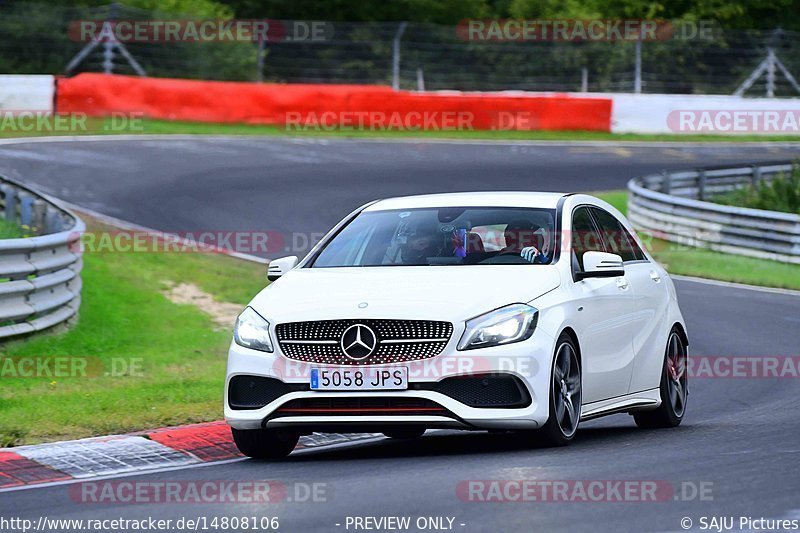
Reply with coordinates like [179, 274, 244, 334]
[650, 271, 661, 283]
[616, 278, 630, 291]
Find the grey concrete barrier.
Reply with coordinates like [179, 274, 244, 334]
[0, 176, 84, 340]
[628, 162, 800, 264]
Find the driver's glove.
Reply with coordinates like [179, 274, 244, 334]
[520, 246, 540, 263]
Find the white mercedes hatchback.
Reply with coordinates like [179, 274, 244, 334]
[226, 192, 688, 458]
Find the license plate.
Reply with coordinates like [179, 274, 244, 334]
[310, 367, 408, 391]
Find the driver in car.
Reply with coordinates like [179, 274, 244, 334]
[500, 219, 549, 263]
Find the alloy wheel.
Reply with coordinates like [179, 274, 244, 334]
[553, 341, 582, 438]
[665, 332, 687, 417]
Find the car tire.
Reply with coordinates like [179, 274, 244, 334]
[633, 329, 687, 429]
[231, 427, 299, 459]
[383, 428, 426, 440]
[525, 332, 582, 447]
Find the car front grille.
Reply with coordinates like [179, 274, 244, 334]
[275, 319, 453, 365]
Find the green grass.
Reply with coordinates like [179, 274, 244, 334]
[644, 239, 800, 289]
[0, 219, 24, 239]
[3, 116, 800, 142]
[0, 217, 267, 445]
[595, 190, 800, 290]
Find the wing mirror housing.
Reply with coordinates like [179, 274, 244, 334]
[267, 256, 299, 282]
[576, 251, 624, 280]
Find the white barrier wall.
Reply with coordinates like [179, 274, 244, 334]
[435, 89, 800, 135]
[0, 75, 54, 112]
[607, 93, 800, 135]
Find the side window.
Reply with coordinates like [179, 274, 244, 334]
[571, 207, 604, 271]
[623, 227, 648, 261]
[590, 207, 642, 263]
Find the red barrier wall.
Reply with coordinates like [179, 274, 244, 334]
[57, 74, 612, 132]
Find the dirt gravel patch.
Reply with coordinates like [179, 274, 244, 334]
[162, 281, 241, 329]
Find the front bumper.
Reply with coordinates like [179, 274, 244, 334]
[224, 328, 556, 432]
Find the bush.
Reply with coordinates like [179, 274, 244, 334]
[714, 164, 800, 215]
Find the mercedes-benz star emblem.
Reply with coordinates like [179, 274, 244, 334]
[340, 324, 377, 360]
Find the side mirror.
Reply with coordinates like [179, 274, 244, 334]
[267, 256, 298, 282]
[576, 251, 624, 280]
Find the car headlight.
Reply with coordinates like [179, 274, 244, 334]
[233, 307, 274, 352]
[457, 304, 538, 351]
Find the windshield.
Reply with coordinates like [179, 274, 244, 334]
[312, 207, 557, 267]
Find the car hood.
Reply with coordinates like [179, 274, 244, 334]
[248, 265, 561, 323]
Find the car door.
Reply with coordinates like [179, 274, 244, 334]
[591, 207, 671, 394]
[568, 206, 638, 403]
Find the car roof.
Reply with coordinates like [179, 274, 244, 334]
[364, 191, 568, 211]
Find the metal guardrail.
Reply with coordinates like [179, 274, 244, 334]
[628, 162, 800, 264]
[0, 176, 84, 340]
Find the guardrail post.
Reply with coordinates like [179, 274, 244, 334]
[45, 208, 64, 234]
[752, 165, 762, 186]
[661, 171, 671, 195]
[3, 186, 17, 222]
[32, 200, 47, 235]
[19, 193, 34, 228]
[697, 170, 706, 201]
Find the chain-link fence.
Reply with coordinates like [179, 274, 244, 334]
[2, 2, 800, 96]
